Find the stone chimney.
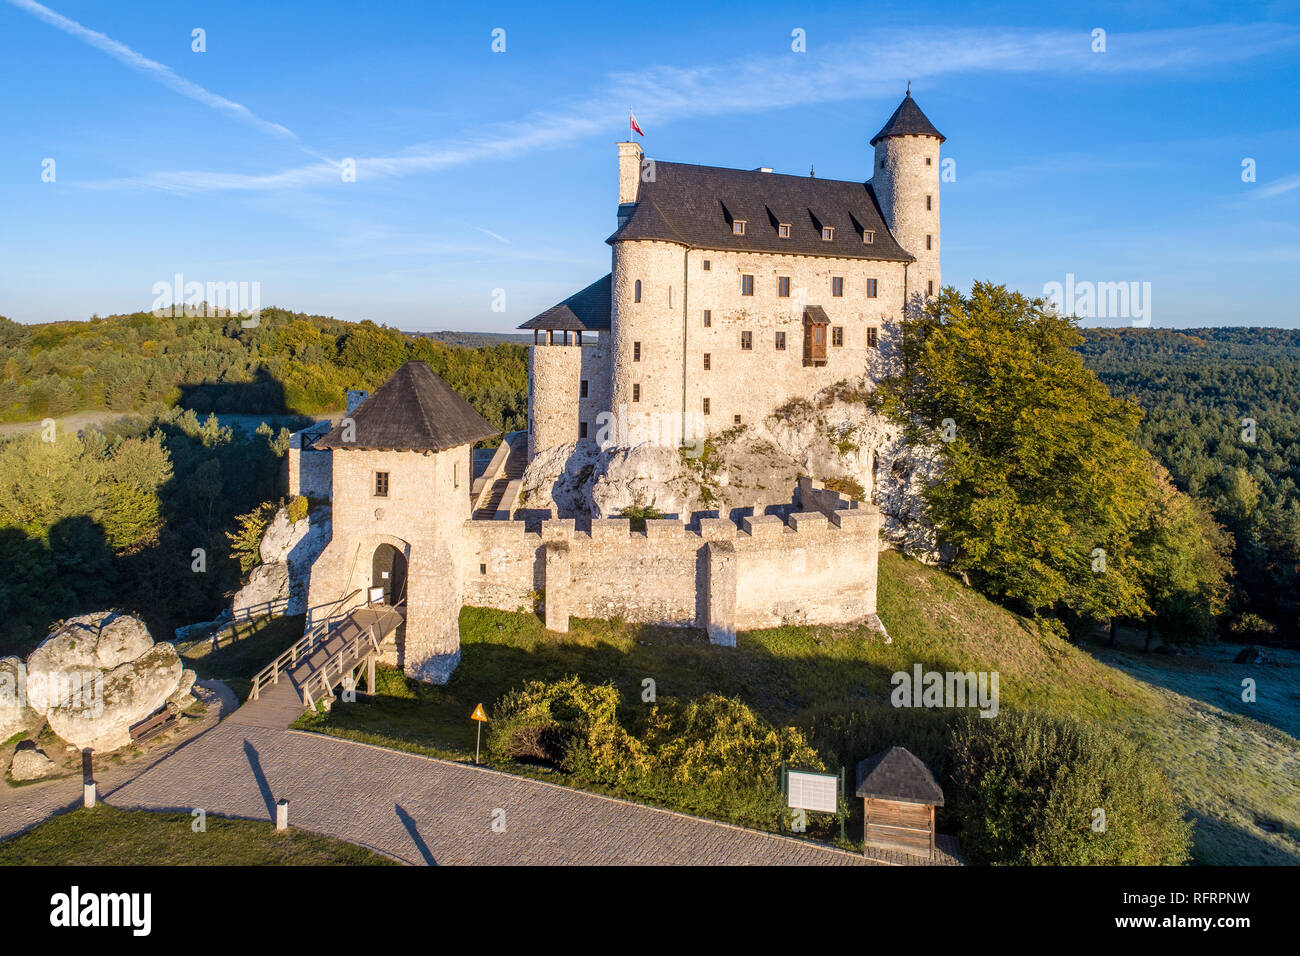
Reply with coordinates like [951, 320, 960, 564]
[346, 389, 369, 415]
[617, 141, 643, 211]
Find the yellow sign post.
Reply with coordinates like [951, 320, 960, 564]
[470, 703, 487, 764]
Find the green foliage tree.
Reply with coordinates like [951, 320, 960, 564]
[949, 711, 1191, 865]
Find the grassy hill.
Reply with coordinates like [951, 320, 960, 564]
[298, 549, 1300, 864]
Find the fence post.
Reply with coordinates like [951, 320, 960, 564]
[275, 798, 289, 831]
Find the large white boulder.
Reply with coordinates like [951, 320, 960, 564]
[231, 561, 291, 619]
[9, 743, 56, 781]
[22, 611, 189, 752]
[230, 504, 330, 618]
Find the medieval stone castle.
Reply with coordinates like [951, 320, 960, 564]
[291, 93, 943, 683]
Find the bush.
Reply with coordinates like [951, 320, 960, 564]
[487, 676, 643, 774]
[948, 711, 1191, 865]
[286, 495, 309, 524]
[620, 504, 664, 532]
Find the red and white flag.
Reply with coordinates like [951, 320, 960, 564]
[629, 111, 644, 137]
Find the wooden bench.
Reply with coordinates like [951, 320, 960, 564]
[128, 708, 178, 744]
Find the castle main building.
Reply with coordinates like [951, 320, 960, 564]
[521, 91, 944, 460]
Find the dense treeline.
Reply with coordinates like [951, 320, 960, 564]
[0, 308, 527, 434]
[1079, 327, 1300, 637]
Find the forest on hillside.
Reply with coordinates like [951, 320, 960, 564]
[0, 308, 528, 432]
[1078, 327, 1300, 638]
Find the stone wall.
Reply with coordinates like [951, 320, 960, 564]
[288, 421, 333, 500]
[528, 337, 611, 459]
[461, 504, 881, 643]
[872, 133, 941, 299]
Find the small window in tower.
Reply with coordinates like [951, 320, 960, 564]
[668, 286, 673, 308]
[775, 331, 787, 351]
[778, 223, 791, 238]
[926, 157, 933, 166]
[864, 230, 875, 244]
[580, 379, 589, 398]
[880, 159, 885, 169]
[741, 331, 753, 350]
[579, 421, 588, 439]
[633, 383, 641, 402]
[867, 327, 879, 348]
[454, 461, 459, 488]
[832, 326, 844, 347]
[832, 276, 844, 297]
[778, 276, 791, 298]
[374, 472, 389, 498]
[926, 234, 933, 250]
[634, 279, 642, 303]
[480, 563, 487, 575]
[926, 194, 933, 211]
[703, 259, 711, 271]
[703, 352, 712, 370]
[927, 280, 935, 296]
[866, 278, 878, 298]
[741, 274, 754, 296]
[703, 309, 712, 327]
[733, 414, 742, 425]
[822, 226, 834, 241]
[633, 341, 641, 362]
[733, 220, 746, 236]
[702, 397, 711, 415]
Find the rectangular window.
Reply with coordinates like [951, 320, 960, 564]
[633, 341, 641, 362]
[778, 276, 791, 297]
[480, 563, 487, 575]
[741, 331, 752, 350]
[832, 326, 844, 347]
[579, 421, 588, 438]
[832, 276, 844, 297]
[454, 461, 459, 488]
[703, 259, 711, 271]
[778, 223, 791, 238]
[741, 274, 754, 296]
[925, 234, 933, 250]
[822, 226, 834, 241]
[926, 194, 933, 211]
[867, 327, 879, 348]
[374, 472, 389, 497]
[702, 397, 711, 415]
[927, 280, 935, 296]
[580, 379, 589, 398]
[775, 331, 786, 350]
[866, 278, 878, 298]
[633, 383, 641, 402]
[926, 156, 933, 166]
[733, 414, 742, 425]
[703, 309, 712, 327]
[733, 220, 746, 236]
[864, 229, 875, 244]
[703, 352, 711, 370]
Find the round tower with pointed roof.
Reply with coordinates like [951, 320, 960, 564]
[871, 90, 944, 311]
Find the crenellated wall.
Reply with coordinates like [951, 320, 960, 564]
[461, 504, 881, 643]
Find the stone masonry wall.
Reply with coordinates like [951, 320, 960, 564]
[873, 133, 941, 300]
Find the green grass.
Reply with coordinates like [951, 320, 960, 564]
[0, 805, 395, 865]
[295, 550, 1300, 864]
[180, 614, 305, 701]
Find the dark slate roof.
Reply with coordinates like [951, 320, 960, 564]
[855, 746, 945, 806]
[314, 361, 497, 452]
[518, 274, 612, 332]
[870, 92, 945, 146]
[607, 162, 912, 262]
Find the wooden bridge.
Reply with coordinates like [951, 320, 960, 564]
[247, 590, 405, 717]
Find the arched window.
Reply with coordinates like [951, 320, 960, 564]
[634, 279, 642, 303]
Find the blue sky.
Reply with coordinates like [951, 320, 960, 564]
[2, 0, 1298, 331]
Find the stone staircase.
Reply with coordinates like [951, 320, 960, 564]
[473, 433, 526, 519]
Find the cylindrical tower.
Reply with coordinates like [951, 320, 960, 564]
[871, 91, 944, 308]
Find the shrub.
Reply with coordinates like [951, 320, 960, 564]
[487, 676, 643, 774]
[823, 476, 865, 501]
[948, 711, 1191, 865]
[286, 495, 309, 524]
[225, 501, 277, 574]
[620, 504, 665, 532]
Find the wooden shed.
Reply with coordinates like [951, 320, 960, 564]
[855, 746, 944, 860]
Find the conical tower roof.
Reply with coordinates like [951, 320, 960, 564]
[870, 91, 945, 146]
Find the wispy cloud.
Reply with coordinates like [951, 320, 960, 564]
[72, 22, 1300, 194]
[1254, 171, 1300, 198]
[6, 0, 300, 142]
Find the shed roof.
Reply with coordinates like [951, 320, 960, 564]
[855, 746, 945, 806]
[518, 274, 612, 332]
[313, 360, 497, 452]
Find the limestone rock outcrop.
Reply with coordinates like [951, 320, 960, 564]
[230, 504, 330, 619]
[0, 656, 39, 743]
[9, 742, 56, 781]
[21, 611, 190, 752]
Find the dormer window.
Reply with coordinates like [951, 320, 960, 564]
[778, 223, 791, 238]
[821, 226, 834, 241]
[733, 220, 746, 236]
[863, 230, 875, 244]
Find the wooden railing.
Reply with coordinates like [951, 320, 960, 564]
[299, 619, 386, 709]
[248, 588, 362, 701]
